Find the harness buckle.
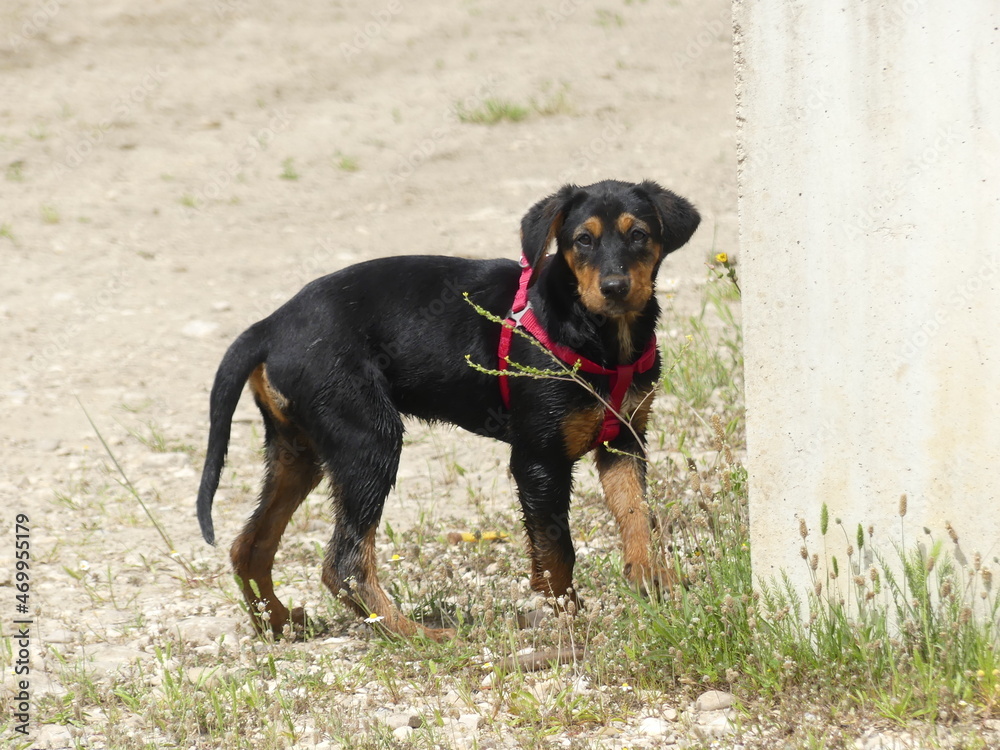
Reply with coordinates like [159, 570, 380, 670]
[506, 302, 532, 327]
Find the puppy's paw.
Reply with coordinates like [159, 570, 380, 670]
[624, 562, 680, 597]
[421, 626, 458, 642]
[289, 606, 308, 628]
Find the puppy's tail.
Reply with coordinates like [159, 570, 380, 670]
[197, 323, 269, 545]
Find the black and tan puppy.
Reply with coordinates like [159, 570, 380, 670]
[197, 180, 699, 640]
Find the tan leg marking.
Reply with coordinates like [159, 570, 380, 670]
[249, 364, 291, 424]
[522, 517, 577, 604]
[321, 528, 455, 642]
[597, 453, 651, 576]
[561, 405, 604, 459]
[596, 390, 676, 593]
[231, 444, 321, 636]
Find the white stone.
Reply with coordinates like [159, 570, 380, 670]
[458, 713, 483, 730]
[530, 678, 558, 703]
[175, 615, 239, 646]
[392, 726, 413, 741]
[694, 711, 736, 739]
[181, 319, 219, 338]
[185, 666, 227, 689]
[695, 689, 734, 712]
[385, 713, 411, 730]
[638, 717, 671, 737]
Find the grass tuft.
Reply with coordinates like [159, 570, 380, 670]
[457, 98, 530, 125]
[280, 157, 299, 180]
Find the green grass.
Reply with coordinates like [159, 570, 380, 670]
[334, 151, 359, 172]
[280, 157, 299, 180]
[40, 204, 60, 224]
[6, 159, 24, 181]
[595, 9, 625, 27]
[456, 84, 575, 126]
[657, 268, 744, 456]
[531, 82, 575, 117]
[456, 97, 530, 125]
[124, 419, 180, 454]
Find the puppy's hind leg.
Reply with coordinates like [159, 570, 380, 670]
[316, 388, 456, 642]
[231, 369, 321, 637]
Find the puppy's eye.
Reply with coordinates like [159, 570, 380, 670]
[630, 228, 647, 243]
[576, 233, 593, 248]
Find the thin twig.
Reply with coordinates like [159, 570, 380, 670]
[78, 398, 195, 577]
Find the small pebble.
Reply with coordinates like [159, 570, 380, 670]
[638, 717, 671, 737]
[392, 726, 413, 741]
[181, 319, 219, 338]
[695, 689, 735, 712]
[458, 713, 483, 731]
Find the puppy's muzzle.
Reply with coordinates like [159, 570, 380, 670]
[599, 274, 631, 301]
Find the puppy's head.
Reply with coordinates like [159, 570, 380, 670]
[521, 180, 700, 317]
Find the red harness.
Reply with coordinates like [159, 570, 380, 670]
[497, 255, 658, 448]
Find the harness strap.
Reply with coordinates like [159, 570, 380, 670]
[498, 254, 657, 448]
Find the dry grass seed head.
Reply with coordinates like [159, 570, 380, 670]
[690, 470, 702, 494]
[710, 414, 724, 452]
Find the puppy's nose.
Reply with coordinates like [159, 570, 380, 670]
[600, 275, 631, 300]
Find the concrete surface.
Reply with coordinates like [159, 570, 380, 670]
[735, 2, 1000, 606]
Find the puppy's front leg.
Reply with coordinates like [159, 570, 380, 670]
[510, 447, 578, 602]
[596, 444, 676, 594]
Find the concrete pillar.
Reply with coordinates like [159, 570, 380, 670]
[734, 2, 1000, 604]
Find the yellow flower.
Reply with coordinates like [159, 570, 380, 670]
[390, 554, 403, 562]
[364, 613, 384, 624]
[715, 252, 729, 264]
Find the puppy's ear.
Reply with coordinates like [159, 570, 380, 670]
[637, 180, 700, 254]
[520, 184, 579, 270]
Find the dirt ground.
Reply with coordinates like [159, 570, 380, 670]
[1, 0, 737, 745]
[1, 0, 736, 566]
